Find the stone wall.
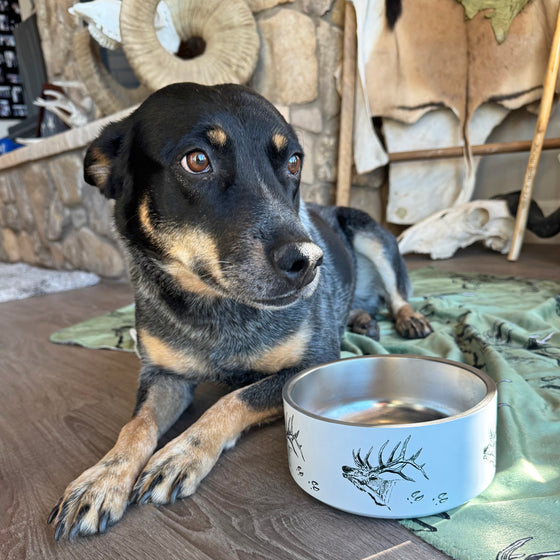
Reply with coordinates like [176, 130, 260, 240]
[0, 109, 131, 277]
[0, 148, 125, 277]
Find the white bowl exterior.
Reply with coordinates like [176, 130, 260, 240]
[284, 390, 497, 518]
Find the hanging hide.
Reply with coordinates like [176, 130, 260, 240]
[351, 0, 560, 223]
[384, 103, 509, 224]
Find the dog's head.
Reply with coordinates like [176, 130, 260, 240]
[84, 83, 323, 308]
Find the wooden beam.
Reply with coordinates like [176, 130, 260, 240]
[388, 137, 560, 163]
[508, 4, 560, 261]
[336, 1, 357, 207]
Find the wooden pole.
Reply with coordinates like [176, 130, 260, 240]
[507, 6, 560, 261]
[336, 1, 357, 207]
[388, 137, 560, 163]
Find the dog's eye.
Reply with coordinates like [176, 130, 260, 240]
[287, 154, 301, 175]
[181, 151, 211, 174]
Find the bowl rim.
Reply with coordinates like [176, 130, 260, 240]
[282, 354, 497, 428]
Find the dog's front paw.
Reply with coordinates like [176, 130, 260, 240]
[48, 460, 135, 540]
[131, 436, 217, 506]
[395, 306, 433, 339]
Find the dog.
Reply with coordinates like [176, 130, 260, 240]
[48, 82, 432, 540]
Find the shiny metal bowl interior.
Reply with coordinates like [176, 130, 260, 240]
[284, 355, 495, 426]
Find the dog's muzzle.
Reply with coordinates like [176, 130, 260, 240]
[271, 241, 323, 291]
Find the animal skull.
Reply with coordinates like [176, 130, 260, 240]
[398, 199, 514, 260]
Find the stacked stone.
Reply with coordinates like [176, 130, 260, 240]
[0, 153, 125, 278]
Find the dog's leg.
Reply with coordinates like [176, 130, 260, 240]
[48, 371, 194, 539]
[353, 231, 432, 338]
[333, 205, 431, 339]
[131, 375, 289, 506]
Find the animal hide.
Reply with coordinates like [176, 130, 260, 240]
[384, 103, 509, 224]
[351, 0, 560, 223]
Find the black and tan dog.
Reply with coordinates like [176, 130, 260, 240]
[48, 83, 432, 539]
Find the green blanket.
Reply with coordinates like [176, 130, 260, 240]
[51, 304, 137, 352]
[50, 268, 560, 560]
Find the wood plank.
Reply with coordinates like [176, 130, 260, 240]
[388, 137, 560, 163]
[508, 4, 560, 261]
[336, 1, 357, 207]
[0, 106, 136, 171]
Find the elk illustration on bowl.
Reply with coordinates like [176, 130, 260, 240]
[342, 435, 429, 509]
[282, 355, 497, 518]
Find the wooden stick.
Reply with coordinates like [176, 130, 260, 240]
[508, 6, 560, 261]
[336, 1, 357, 207]
[388, 137, 560, 163]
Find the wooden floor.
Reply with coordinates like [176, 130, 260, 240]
[0, 244, 558, 560]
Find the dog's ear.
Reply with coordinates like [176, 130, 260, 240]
[84, 119, 132, 199]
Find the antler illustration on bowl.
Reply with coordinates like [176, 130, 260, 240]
[286, 414, 305, 461]
[342, 435, 429, 508]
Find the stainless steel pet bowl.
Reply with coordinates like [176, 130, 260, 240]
[282, 355, 497, 518]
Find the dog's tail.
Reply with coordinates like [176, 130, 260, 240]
[493, 191, 560, 238]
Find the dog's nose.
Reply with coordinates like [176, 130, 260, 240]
[272, 242, 323, 289]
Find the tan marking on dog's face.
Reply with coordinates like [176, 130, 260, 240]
[164, 229, 224, 297]
[139, 329, 208, 373]
[272, 132, 288, 151]
[206, 127, 227, 147]
[138, 195, 223, 297]
[165, 260, 221, 297]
